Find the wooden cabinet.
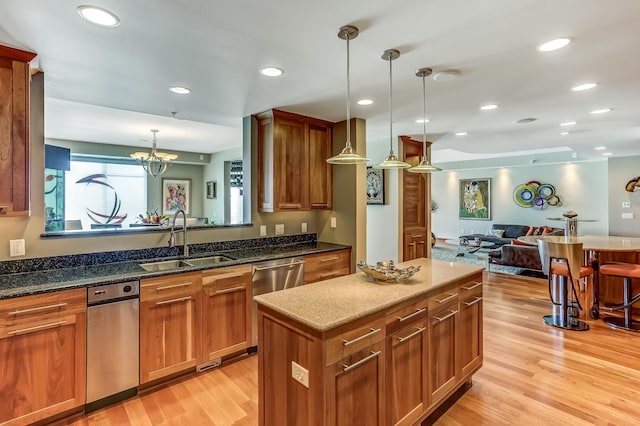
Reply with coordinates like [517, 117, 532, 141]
[304, 248, 351, 284]
[0, 45, 37, 217]
[201, 265, 252, 362]
[458, 280, 483, 377]
[403, 228, 427, 261]
[0, 288, 86, 425]
[139, 272, 202, 384]
[256, 109, 333, 212]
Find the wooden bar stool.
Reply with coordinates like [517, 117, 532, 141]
[599, 262, 640, 332]
[538, 240, 593, 331]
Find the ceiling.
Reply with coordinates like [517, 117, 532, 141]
[1, 0, 639, 164]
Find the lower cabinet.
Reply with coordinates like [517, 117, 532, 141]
[403, 229, 427, 261]
[139, 272, 202, 384]
[304, 248, 351, 284]
[459, 280, 483, 377]
[0, 288, 86, 426]
[201, 265, 252, 362]
[427, 300, 459, 404]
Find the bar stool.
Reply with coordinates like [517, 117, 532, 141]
[599, 262, 640, 332]
[538, 240, 593, 331]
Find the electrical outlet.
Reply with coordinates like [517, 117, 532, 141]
[622, 212, 634, 220]
[260, 225, 267, 236]
[330, 217, 337, 229]
[622, 201, 631, 208]
[301, 222, 307, 233]
[9, 239, 25, 257]
[291, 361, 309, 388]
[275, 224, 284, 235]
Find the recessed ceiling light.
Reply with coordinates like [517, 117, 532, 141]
[260, 67, 283, 77]
[602, 152, 613, 156]
[571, 83, 598, 92]
[357, 99, 373, 106]
[560, 121, 576, 126]
[77, 5, 120, 27]
[560, 132, 570, 136]
[480, 104, 498, 111]
[415, 118, 430, 124]
[514, 118, 537, 124]
[169, 86, 191, 94]
[594, 146, 607, 150]
[591, 108, 612, 114]
[537, 38, 571, 52]
[455, 132, 468, 136]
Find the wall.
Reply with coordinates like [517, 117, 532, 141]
[203, 146, 242, 224]
[431, 161, 610, 240]
[608, 155, 640, 237]
[366, 136, 401, 263]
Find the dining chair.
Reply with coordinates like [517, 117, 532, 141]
[538, 240, 593, 331]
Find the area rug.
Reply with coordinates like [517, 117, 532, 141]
[431, 244, 534, 276]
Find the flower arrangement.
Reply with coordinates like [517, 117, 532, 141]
[137, 209, 169, 225]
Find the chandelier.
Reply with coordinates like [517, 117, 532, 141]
[130, 129, 177, 178]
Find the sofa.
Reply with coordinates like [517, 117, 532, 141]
[488, 243, 543, 272]
[460, 224, 531, 247]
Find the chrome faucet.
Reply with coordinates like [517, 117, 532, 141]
[169, 209, 189, 257]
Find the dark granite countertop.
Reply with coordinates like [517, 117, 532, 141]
[0, 235, 350, 300]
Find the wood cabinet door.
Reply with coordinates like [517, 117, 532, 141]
[303, 248, 351, 284]
[0, 313, 86, 425]
[386, 319, 428, 426]
[459, 292, 483, 377]
[428, 305, 459, 405]
[308, 123, 333, 210]
[274, 116, 307, 210]
[201, 266, 251, 361]
[326, 341, 385, 426]
[403, 229, 427, 261]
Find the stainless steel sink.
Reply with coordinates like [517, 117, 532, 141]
[139, 255, 232, 272]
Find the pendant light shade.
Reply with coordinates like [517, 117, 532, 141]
[327, 25, 369, 165]
[408, 67, 442, 173]
[374, 49, 410, 169]
[130, 129, 177, 178]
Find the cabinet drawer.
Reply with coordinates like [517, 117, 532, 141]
[141, 272, 202, 302]
[202, 265, 251, 292]
[325, 317, 386, 367]
[0, 288, 86, 326]
[428, 286, 459, 312]
[385, 296, 428, 331]
[304, 249, 351, 284]
[458, 276, 483, 298]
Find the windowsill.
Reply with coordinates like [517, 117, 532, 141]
[40, 222, 253, 238]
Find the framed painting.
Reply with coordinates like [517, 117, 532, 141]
[206, 180, 217, 199]
[366, 167, 385, 205]
[459, 178, 490, 220]
[162, 178, 191, 215]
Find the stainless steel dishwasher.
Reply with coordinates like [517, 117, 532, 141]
[86, 281, 139, 412]
[251, 256, 304, 346]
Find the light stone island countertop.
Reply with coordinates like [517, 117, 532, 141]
[254, 258, 484, 332]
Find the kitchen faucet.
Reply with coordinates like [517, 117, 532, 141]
[169, 209, 189, 257]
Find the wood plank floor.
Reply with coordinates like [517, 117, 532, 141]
[61, 271, 640, 425]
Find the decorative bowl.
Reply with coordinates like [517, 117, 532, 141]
[357, 260, 420, 283]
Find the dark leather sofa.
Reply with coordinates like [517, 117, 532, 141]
[488, 244, 543, 271]
[460, 224, 531, 247]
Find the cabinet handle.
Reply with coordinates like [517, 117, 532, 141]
[311, 203, 328, 207]
[464, 296, 483, 307]
[320, 256, 339, 262]
[461, 282, 483, 291]
[8, 320, 68, 335]
[280, 203, 302, 209]
[342, 327, 381, 346]
[412, 234, 423, 238]
[215, 286, 245, 295]
[397, 308, 426, 322]
[320, 271, 339, 278]
[434, 293, 458, 304]
[156, 282, 192, 291]
[397, 327, 426, 343]
[155, 296, 193, 305]
[8, 302, 67, 316]
[342, 350, 381, 372]
[433, 310, 458, 322]
[253, 260, 305, 272]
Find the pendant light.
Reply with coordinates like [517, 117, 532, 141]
[130, 129, 178, 178]
[327, 25, 369, 164]
[408, 68, 442, 173]
[374, 49, 410, 169]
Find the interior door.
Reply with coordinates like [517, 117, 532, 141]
[401, 136, 431, 261]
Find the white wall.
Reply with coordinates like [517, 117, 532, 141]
[366, 137, 401, 263]
[608, 155, 640, 237]
[431, 161, 609, 240]
[203, 146, 242, 224]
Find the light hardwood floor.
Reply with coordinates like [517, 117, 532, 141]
[61, 271, 640, 425]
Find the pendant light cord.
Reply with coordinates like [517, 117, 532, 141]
[422, 73, 427, 162]
[388, 55, 393, 155]
[346, 33, 351, 149]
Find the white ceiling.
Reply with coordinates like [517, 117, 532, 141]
[1, 0, 639, 163]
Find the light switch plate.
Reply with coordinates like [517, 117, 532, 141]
[301, 222, 307, 233]
[9, 239, 25, 257]
[622, 201, 632, 208]
[330, 217, 337, 229]
[259, 225, 267, 236]
[622, 212, 634, 220]
[291, 361, 309, 388]
[275, 224, 284, 235]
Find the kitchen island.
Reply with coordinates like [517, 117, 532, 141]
[255, 258, 484, 426]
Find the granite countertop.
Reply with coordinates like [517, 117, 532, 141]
[0, 240, 349, 300]
[254, 258, 484, 332]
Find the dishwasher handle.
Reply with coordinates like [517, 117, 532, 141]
[253, 260, 305, 273]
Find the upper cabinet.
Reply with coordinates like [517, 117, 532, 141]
[0, 45, 37, 217]
[256, 109, 333, 212]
